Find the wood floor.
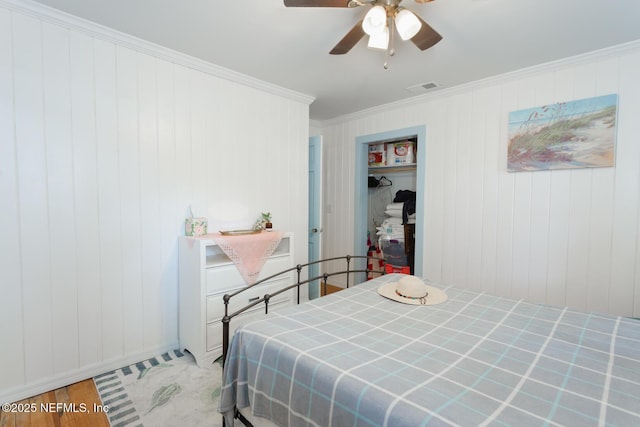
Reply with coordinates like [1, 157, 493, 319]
[321, 283, 344, 296]
[0, 379, 109, 427]
[1, 285, 344, 427]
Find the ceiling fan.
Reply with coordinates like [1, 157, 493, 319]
[283, 0, 442, 56]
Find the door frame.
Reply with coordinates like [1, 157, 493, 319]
[354, 125, 426, 279]
[308, 135, 322, 299]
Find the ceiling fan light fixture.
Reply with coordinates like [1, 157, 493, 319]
[367, 25, 389, 51]
[395, 9, 422, 41]
[362, 5, 387, 36]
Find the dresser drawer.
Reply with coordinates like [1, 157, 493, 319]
[205, 254, 293, 295]
[206, 276, 293, 323]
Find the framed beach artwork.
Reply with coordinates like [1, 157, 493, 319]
[507, 94, 618, 172]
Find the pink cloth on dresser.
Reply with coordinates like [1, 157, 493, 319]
[212, 231, 284, 285]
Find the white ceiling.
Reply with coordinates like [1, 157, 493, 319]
[31, 0, 640, 121]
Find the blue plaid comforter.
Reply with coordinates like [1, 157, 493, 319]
[219, 274, 640, 426]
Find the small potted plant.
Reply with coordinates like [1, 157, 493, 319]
[254, 212, 273, 231]
[261, 212, 273, 231]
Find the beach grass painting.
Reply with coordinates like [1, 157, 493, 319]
[508, 94, 618, 172]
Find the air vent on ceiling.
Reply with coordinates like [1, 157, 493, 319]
[406, 82, 439, 94]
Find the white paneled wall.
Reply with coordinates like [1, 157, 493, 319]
[318, 42, 640, 318]
[0, 3, 311, 402]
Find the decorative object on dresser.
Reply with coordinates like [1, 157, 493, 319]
[178, 232, 294, 367]
[213, 230, 285, 285]
[254, 211, 273, 231]
[184, 205, 208, 237]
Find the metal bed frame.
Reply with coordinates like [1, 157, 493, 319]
[221, 255, 385, 367]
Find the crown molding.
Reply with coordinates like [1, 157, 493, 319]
[0, 0, 315, 106]
[318, 38, 640, 127]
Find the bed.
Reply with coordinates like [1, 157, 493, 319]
[219, 273, 640, 426]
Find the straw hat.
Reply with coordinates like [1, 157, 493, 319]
[377, 275, 448, 306]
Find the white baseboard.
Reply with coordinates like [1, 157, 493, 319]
[0, 341, 179, 404]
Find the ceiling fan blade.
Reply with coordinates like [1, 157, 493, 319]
[330, 19, 365, 54]
[410, 14, 442, 50]
[283, 0, 350, 7]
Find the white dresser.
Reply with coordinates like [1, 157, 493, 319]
[178, 232, 294, 367]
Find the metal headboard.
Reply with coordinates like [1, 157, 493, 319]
[221, 255, 385, 365]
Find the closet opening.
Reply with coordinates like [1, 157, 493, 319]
[354, 125, 426, 283]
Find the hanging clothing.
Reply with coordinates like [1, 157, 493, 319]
[393, 190, 416, 224]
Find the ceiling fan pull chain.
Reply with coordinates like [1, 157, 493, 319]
[384, 14, 396, 69]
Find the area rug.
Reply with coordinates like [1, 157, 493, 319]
[93, 350, 223, 427]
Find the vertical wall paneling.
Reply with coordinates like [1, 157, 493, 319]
[94, 38, 123, 362]
[584, 58, 618, 313]
[562, 54, 598, 312]
[424, 100, 445, 282]
[42, 21, 79, 374]
[441, 97, 460, 283]
[493, 81, 517, 300]
[545, 170, 571, 308]
[319, 42, 640, 318]
[611, 51, 640, 315]
[1, 3, 311, 403]
[544, 67, 575, 308]
[116, 45, 144, 356]
[494, 82, 517, 296]
[479, 85, 501, 295]
[511, 171, 532, 300]
[245, 89, 261, 212]
[565, 172, 592, 310]
[466, 89, 487, 292]
[528, 171, 551, 304]
[280, 98, 294, 227]
[510, 76, 537, 301]
[188, 70, 208, 217]
[277, 98, 290, 226]
[453, 94, 473, 287]
[13, 12, 53, 383]
[228, 85, 251, 206]
[173, 64, 190, 213]
[206, 76, 227, 213]
[70, 31, 103, 368]
[526, 75, 554, 305]
[137, 52, 162, 349]
[587, 167, 615, 313]
[0, 8, 25, 390]
[156, 60, 178, 344]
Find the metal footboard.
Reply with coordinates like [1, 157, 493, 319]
[220, 255, 384, 366]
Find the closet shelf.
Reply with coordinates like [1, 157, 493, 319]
[368, 164, 416, 174]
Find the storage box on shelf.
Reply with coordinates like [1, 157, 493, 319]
[384, 264, 411, 274]
[367, 139, 417, 174]
[368, 143, 386, 167]
[379, 236, 408, 267]
[178, 233, 294, 367]
[386, 141, 416, 165]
